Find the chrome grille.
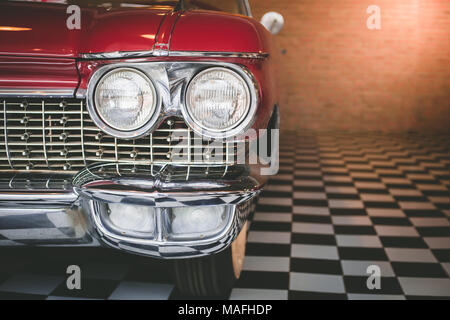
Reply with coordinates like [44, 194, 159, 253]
[0, 98, 237, 173]
[0, 173, 73, 191]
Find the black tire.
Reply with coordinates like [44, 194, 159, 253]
[173, 223, 247, 299]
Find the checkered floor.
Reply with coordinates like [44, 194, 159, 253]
[0, 131, 449, 300]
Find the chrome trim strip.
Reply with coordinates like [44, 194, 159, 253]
[0, 88, 74, 97]
[187, 127, 191, 181]
[80, 100, 87, 166]
[243, 0, 253, 17]
[153, 11, 182, 57]
[170, 51, 269, 59]
[0, 191, 78, 205]
[150, 133, 153, 165]
[114, 138, 119, 162]
[79, 51, 269, 60]
[80, 51, 157, 59]
[41, 101, 49, 168]
[72, 163, 265, 208]
[75, 88, 87, 99]
[3, 101, 12, 169]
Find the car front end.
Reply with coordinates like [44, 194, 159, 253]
[0, 0, 281, 297]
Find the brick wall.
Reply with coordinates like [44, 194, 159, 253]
[250, 0, 450, 132]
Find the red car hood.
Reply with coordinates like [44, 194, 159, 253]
[0, 1, 174, 58]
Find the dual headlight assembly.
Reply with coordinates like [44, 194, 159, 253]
[87, 65, 258, 139]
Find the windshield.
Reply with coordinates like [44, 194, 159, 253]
[8, 0, 180, 5]
[184, 0, 247, 15]
[7, 0, 250, 15]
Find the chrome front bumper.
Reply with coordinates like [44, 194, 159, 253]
[0, 164, 264, 258]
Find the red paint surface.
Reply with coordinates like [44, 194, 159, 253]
[0, 56, 79, 89]
[171, 10, 272, 54]
[0, 1, 172, 57]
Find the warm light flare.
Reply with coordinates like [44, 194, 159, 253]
[141, 34, 155, 40]
[0, 26, 32, 31]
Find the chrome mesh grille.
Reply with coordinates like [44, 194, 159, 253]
[0, 98, 237, 173]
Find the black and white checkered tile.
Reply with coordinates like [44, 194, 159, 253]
[0, 131, 449, 300]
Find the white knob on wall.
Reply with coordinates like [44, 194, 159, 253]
[260, 11, 285, 35]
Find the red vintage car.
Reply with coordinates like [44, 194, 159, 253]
[0, 0, 282, 298]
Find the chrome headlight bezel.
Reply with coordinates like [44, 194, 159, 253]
[85, 62, 258, 140]
[182, 66, 259, 139]
[87, 67, 161, 139]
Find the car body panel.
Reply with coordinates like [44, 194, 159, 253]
[171, 10, 271, 54]
[0, 56, 79, 91]
[0, 1, 172, 57]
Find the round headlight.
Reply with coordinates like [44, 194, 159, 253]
[93, 68, 157, 136]
[185, 67, 254, 137]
